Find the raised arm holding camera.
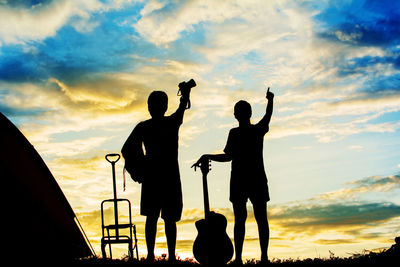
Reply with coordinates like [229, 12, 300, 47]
[122, 79, 196, 262]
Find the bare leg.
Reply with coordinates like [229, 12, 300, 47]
[233, 201, 247, 263]
[164, 219, 177, 261]
[253, 201, 269, 262]
[145, 215, 158, 261]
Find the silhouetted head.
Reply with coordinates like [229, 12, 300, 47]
[234, 100, 252, 123]
[395, 236, 400, 245]
[148, 91, 168, 118]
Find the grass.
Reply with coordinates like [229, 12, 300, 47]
[70, 246, 399, 266]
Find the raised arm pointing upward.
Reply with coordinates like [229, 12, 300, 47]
[193, 87, 274, 264]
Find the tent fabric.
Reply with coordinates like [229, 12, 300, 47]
[0, 112, 93, 261]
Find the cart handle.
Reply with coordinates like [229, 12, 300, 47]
[105, 153, 120, 164]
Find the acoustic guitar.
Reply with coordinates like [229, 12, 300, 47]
[192, 158, 234, 264]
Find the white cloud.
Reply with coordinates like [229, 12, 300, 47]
[268, 116, 400, 143]
[38, 136, 110, 157]
[292, 146, 312, 150]
[134, 0, 246, 46]
[315, 174, 400, 201]
[348, 145, 363, 150]
[139, 0, 165, 16]
[265, 87, 400, 142]
[0, 0, 132, 45]
[0, 0, 74, 44]
[215, 75, 241, 87]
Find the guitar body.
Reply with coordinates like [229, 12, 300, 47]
[193, 211, 233, 264]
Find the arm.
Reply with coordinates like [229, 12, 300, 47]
[204, 153, 232, 162]
[121, 123, 146, 182]
[172, 82, 192, 124]
[257, 88, 274, 132]
[192, 127, 234, 168]
[176, 93, 190, 118]
[122, 123, 145, 162]
[121, 127, 137, 157]
[191, 153, 231, 170]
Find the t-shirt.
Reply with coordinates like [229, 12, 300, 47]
[224, 123, 269, 202]
[124, 112, 184, 220]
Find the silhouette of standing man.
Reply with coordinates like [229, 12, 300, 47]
[122, 80, 194, 262]
[194, 88, 274, 264]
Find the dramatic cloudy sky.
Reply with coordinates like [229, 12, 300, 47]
[1, 0, 399, 260]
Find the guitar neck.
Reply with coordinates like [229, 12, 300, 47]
[202, 172, 210, 218]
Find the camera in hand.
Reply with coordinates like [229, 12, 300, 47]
[178, 79, 196, 109]
[179, 79, 196, 95]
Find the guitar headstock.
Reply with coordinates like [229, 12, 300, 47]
[199, 158, 211, 176]
[192, 157, 211, 175]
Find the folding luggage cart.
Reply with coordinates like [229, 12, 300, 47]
[101, 153, 138, 260]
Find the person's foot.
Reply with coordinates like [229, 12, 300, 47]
[145, 254, 155, 263]
[168, 257, 176, 263]
[260, 256, 270, 265]
[231, 258, 243, 265]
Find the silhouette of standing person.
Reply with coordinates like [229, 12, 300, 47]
[122, 81, 194, 262]
[194, 88, 274, 264]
